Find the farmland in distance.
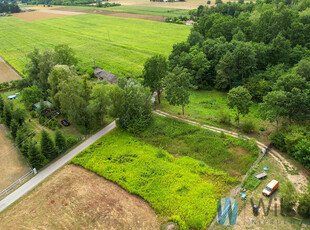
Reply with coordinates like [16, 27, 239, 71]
[0, 14, 190, 77]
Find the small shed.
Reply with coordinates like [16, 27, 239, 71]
[33, 101, 53, 111]
[94, 68, 119, 84]
[8, 95, 17, 100]
[186, 20, 195, 26]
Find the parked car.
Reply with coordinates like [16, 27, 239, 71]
[61, 119, 70, 127]
[262, 180, 279, 196]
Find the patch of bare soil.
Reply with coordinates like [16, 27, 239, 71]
[12, 7, 85, 21]
[55, 7, 166, 22]
[0, 57, 21, 83]
[0, 164, 160, 230]
[0, 125, 30, 191]
[112, 0, 241, 10]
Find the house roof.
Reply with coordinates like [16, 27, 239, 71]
[186, 20, 195, 23]
[94, 68, 118, 84]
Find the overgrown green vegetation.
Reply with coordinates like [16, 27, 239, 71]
[71, 128, 237, 229]
[159, 90, 263, 130]
[160, 0, 310, 170]
[139, 115, 259, 177]
[0, 14, 190, 77]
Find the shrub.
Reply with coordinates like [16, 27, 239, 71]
[298, 188, 310, 217]
[66, 137, 78, 148]
[207, 1, 211, 4]
[218, 109, 231, 125]
[30, 111, 38, 118]
[39, 116, 46, 125]
[240, 118, 257, 134]
[269, 128, 287, 151]
[280, 181, 297, 213]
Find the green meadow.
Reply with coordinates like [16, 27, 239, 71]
[71, 116, 259, 228]
[71, 128, 237, 229]
[0, 14, 190, 76]
[159, 90, 267, 131]
[139, 115, 259, 177]
[63, 5, 190, 17]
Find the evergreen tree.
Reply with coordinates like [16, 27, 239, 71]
[3, 103, 12, 128]
[10, 119, 19, 140]
[0, 96, 4, 115]
[28, 141, 45, 169]
[55, 129, 66, 153]
[40, 130, 57, 160]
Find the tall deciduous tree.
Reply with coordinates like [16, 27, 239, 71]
[48, 65, 75, 109]
[108, 84, 125, 118]
[260, 91, 286, 127]
[227, 86, 252, 125]
[118, 79, 152, 134]
[88, 84, 109, 126]
[54, 44, 78, 66]
[40, 130, 57, 160]
[22, 85, 44, 107]
[55, 76, 90, 129]
[143, 55, 168, 104]
[165, 66, 193, 115]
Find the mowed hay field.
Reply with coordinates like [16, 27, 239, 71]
[0, 164, 160, 230]
[0, 14, 190, 76]
[0, 57, 21, 83]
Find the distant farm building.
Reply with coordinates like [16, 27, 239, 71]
[186, 20, 195, 26]
[94, 68, 118, 84]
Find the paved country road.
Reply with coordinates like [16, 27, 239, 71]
[0, 121, 116, 213]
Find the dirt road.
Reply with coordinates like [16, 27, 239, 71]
[154, 110, 309, 193]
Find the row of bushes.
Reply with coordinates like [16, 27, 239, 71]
[0, 80, 21, 91]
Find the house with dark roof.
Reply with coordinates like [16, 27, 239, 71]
[94, 68, 118, 84]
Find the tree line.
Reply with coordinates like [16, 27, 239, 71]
[161, 0, 310, 170]
[0, 3, 20, 13]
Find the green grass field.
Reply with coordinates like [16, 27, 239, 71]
[0, 14, 190, 76]
[159, 90, 269, 132]
[71, 128, 237, 229]
[139, 115, 259, 177]
[63, 5, 190, 17]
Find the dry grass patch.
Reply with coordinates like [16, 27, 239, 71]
[0, 125, 30, 191]
[0, 164, 160, 230]
[0, 57, 21, 83]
